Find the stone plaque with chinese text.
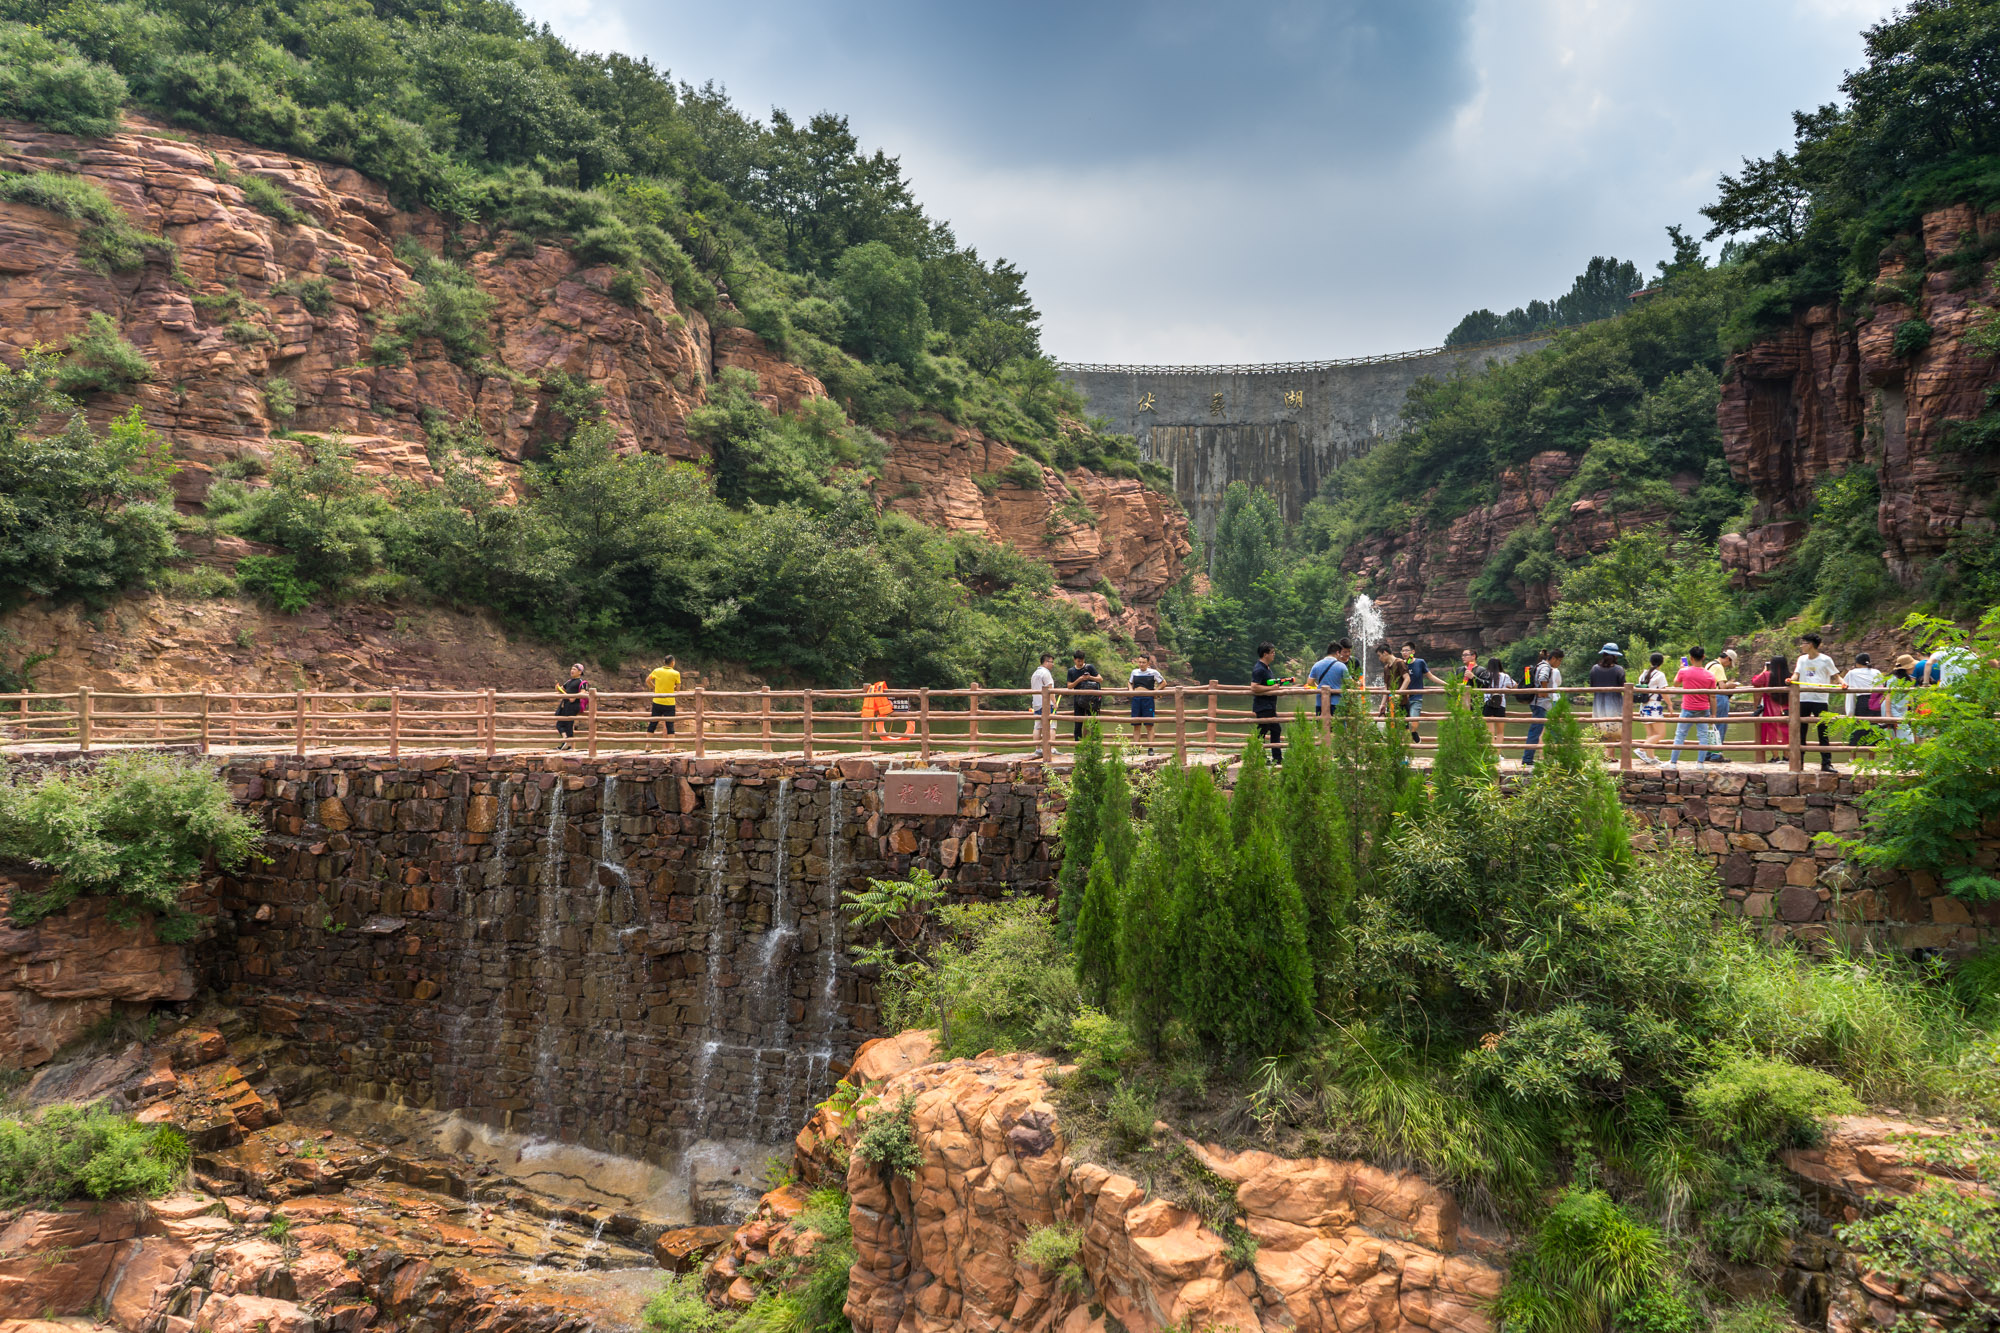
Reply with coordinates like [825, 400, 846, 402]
[882, 770, 961, 816]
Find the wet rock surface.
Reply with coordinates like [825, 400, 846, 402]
[1, 1023, 666, 1332]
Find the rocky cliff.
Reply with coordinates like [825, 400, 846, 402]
[0, 115, 1188, 647]
[1343, 453, 1689, 650]
[709, 1032, 1505, 1333]
[1718, 203, 1999, 582]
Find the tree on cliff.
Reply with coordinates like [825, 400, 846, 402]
[1054, 723, 1107, 940]
[0, 349, 178, 609]
[1278, 714, 1358, 1007]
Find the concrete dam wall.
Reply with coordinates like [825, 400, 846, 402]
[1059, 336, 1553, 544]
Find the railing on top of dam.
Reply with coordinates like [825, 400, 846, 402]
[1053, 325, 1590, 377]
[0, 681, 1912, 773]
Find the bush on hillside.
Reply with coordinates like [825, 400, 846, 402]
[0, 169, 174, 272]
[0, 752, 258, 942]
[0, 25, 127, 137]
[0, 1106, 190, 1205]
[55, 311, 152, 397]
[0, 352, 179, 608]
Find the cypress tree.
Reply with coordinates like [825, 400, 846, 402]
[1230, 727, 1275, 845]
[1229, 813, 1317, 1054]
[1074, 751, 1136, 1007]
[1279, 714, 1356, 1010]
[1328, 686, 1414, 892]
[1166, 767, 1247, 1054]
[1120, 763, 1185, 1052]
[1535, 698, 1591, 775]
[1429, 679, 1499, 818]
[1054, 721, 1106, 939]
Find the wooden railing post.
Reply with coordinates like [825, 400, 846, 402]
[1174, 687, 1188, 764]
[967, 686, 981, 754]
[1039, 686, 1054, 763]
[1620, 681, 1634, 772]
[760, 687, 772, 753]
[198, 692, 211, 755]
[151, 694, 164, 741]
[586, 689, 599, 757]
[1205, 681, 1218, 749]
[228, 694, 239, 747]
[388, 687, 401, 758]
[693, 689, 706, 759]
[294, 690, 307, 757]
[801, 692, 813, 763]
[918, 688, 931, 763]
[1800, 680, 1816, 772]
[484, 689, 496, 757]
[77, 687, 91, 752]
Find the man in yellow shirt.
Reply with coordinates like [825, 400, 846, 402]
[646, 654, 681, 736]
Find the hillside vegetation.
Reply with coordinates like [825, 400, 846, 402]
[0, 0, 1169, 682]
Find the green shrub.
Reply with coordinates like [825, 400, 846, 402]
[237, 174, 304, 225]
[0, 24, 128, 138]
[1106, 1079, 1156, 1153]
[55, 312, 151, 397]
[1067, 1009, 1136, 1085]
[0, 355, 178, 608]
[1839, 1129, 2000, 1333]
[281, 275, 334, 316]
[158, 565, 237, 599]
[1892, 317, 1933, 357]
[0, 1107, 189, 1205]
[234, 554, 317, 613]
[1951, 947, 2000, 1023]
[372, 249, 493, 368]
[793, 1187, 851, 1241]
[262, 376, 297, 422]
[1015, 1222, 1085, 1293]
[1687, 1055, 1861, 1148]
[0, 752, 257, 942]
[1002, 455, 1046, 489]
[641, 1273, 735, 1333]
[855, 1094, 923, 1178]
[0, 169, 172, 272]
[1494, 1188, 1673, 1333]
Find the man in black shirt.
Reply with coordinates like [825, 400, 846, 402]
[1068, 650, 1101, 741]
[1250, 641, 1282, 765]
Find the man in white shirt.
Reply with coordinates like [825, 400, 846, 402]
[1794, 632, 1839, 772]
[1029, 652, 1057, 742]
[1127, 652, 1164, 750]
[1843, 652, 1884, 750]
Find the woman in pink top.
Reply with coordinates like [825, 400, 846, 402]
[1750, 657, 1790, 762]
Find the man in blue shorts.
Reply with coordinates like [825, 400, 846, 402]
[1401, 642, 1430, 745]
[1128, 652, 1163, 751]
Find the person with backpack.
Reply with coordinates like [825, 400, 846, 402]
[554, 663, 589, 750]
[1401, 642, 1430, 745]
[1481, 656, 1513, 745]
[1521, 648, 1562, 767]
[1378, 644, 1407, 724]
[1887, 655, 1918, 740]
[1309, 641, 1351, 716]
[1843, 651, 1884, 750]
[1634, 652, 1670, 765]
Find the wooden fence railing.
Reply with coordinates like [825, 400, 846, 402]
[0, 681, 1920, 771]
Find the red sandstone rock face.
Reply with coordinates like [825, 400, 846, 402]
[0, 870, 196, 1067]
[880, 431, 1191, 646]
[1718, 204, 1999, 582]
[1344, 450, 1686, 650]
[0, 115, 1190, 647]
[712, 1032, 1503, 1333]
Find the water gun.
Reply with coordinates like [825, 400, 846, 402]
[1269, 677, 1298, 687]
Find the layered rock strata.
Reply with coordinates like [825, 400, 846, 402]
[710, 1032, 1504, 1333]
[0, 866, 197, 1066]
[1718, 203, 1999, 581]
[0, 116, 1189, 640]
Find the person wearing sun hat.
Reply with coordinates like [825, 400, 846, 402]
[1588, 643, 1627, 743]
[1886, 654, 1918, 741]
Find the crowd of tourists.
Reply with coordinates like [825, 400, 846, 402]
[1031, 632, 1979, 770]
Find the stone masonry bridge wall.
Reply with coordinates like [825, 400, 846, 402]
[204, 752, 1055, 1178]
[199, 755, 1994, 1181]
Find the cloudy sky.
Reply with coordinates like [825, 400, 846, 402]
[517, 0, 1898, 364]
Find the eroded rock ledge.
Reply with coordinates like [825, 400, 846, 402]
[708, 1031, 1503, 1333]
